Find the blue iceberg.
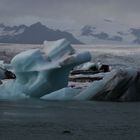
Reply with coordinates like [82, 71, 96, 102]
[0, 39, 91, 99]
[0, 39, 140, 101]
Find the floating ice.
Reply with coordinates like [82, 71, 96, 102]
[75, 68, 140, 101]
[0, 39, 91, 99]
[42, 87, 81, 100]
[0, 39, 140, 101]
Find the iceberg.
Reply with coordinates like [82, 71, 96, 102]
[0, 38, 140, 101]
[75, 68, 140, 101]
[42, 87, 81, 100]
[0, 39, 91, 99]
[41, 67, 140, 101]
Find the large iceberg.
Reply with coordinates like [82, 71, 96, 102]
[0, 38, 140, 101]
[42, 68, 140, 101]
[0, 39, 91, 99]
[74, 68, 140, 101]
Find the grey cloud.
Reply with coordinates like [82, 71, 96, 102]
[0, 0, 140, 27]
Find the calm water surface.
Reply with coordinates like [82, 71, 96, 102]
[0, 99, 140, 140]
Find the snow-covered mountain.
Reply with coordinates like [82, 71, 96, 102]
[0, 22, 82, 44]
[1, 20, 140, 45]
[0, 23, 27, 36]
[68, 19, 140, 44]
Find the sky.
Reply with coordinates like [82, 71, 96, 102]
[0, 0, 140, 29]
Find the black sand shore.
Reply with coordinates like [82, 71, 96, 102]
[0, 99, 140, 140]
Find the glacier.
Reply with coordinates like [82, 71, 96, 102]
[0, 38, 140, 101]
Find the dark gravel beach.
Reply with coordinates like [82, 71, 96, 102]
[0, 99, 140, 140]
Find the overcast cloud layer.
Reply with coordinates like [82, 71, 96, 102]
[0, 0, 140, 28]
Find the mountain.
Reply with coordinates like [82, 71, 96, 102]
[130, 28, 140, 44]
[68, 19, 140, 44]
[0, 23, 27, 36]
[0, 22, 82, 44]
[1, 20, 140, 45]
[81, 25, 123, 41]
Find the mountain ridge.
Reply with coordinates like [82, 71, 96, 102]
[0, 22, 82, 44]
[1, 21, 140, 44]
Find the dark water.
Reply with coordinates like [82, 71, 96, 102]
[1, 99, 140, 140]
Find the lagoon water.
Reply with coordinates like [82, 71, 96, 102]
[1, 99, 140, 140]
[1, 44, 140, 139]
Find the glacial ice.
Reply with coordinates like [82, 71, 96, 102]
[0, 39, 91, 99]
[42, 87, 81, 100]
[42, 67, 140, 101]
[75, 68, 140, 101]
[0, 38, 140, 101]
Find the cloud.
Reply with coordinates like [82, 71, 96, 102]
[0, 0, 140, 27]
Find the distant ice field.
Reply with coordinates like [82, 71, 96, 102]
[0, 43, 140, 69]
[74, 44, 140, 69]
